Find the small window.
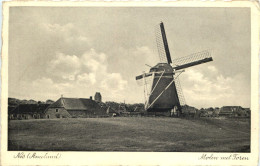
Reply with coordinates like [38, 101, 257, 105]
[56, 109, 59, 112]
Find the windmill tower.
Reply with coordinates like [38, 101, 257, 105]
[136, 22, 213, 115]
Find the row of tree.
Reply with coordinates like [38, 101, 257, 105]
[8, 98, 55, 111]
[104, 101, 145, 112]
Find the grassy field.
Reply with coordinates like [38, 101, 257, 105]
[8, 117, 250, 152]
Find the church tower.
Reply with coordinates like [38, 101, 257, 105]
[94, 92, 102, 102]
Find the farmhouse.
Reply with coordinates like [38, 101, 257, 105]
[219, 106, 235, 117]
[45, 97, 107, 118]
[9, 104, 50, 120]
[219, 106, 249, 117]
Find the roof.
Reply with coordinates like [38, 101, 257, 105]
[219, 106, 243, 115]
[48, 97, 101, 111]
[106, 106, 117, 113]
[244, 108, 251, 112]
[48, 98, 64, 108]
[10, 104, 50, 114]
[222, 106, 243, 109]
[220, 106, 244, 112]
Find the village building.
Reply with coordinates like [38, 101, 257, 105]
[181, 105, 198, 117]
[219, 106, 235, 117]
[105, 106, 119, 117]
[244, 108, 251, 117]
[219, 106, 249, 117]
[235, 107, 250, 117]
[213, 107, 221, 117]
[199, 108, 208, 117]
[8, 104, 50, 120]
[45, 97, 107, 118]
[199, 107, 221, 117]
[204, 107, 214, 117]
[118, 104, 127, 114]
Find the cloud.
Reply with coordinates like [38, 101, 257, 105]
[8, 8, 251, 106]
[40, 23, 91, 44]
[43, 48, 127, 100]
[48, 53, 81, 81]
[15, 77, 73, 100]
[42, 23, 74, 33]
[81, 49, 107, 73]
[101, 73, 127, 92]
[180, 67, 250, 108]
[207, 65, 217, 73]
[32, 77, 72, 92]
[38, 23, 92, 56]
[41, 23, 80, 41]
[77, 73, 96, 85]
[133, 46, 158, 66]
[9, 22, 161, 103]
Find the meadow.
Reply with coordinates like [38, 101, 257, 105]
[8, 117, 250, 152]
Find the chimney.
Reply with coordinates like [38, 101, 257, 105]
[90, 96, 92, 100]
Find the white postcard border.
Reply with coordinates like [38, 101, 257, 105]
[1, 1, 259, 166]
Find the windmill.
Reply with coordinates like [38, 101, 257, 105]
[135, 22, 213, 115]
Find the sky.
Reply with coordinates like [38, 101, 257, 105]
[8, 7, 251, 108]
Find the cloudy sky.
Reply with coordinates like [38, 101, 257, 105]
[8, 7, 251, 108]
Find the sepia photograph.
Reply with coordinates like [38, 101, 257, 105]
[1, 1, 259, 166]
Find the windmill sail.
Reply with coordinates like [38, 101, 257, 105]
[174, 76, 186, 106]
[136, 72, 155, 109]
[136, 73, 153, 80]
[136, 22, 213, 113]
[155, 22, 172, 64]
[172, 50, 213, 70]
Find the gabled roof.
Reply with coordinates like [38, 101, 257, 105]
[10, 104, 50, 114]
[48, 98, 64, 108]
[105, 106, 117, 113]
[48, 97, 101, 111]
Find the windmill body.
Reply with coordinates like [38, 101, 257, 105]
[147, 63, 180, 112]
[136, 22, 213, 114]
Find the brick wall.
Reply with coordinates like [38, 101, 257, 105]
[45, 108, 71, 119]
